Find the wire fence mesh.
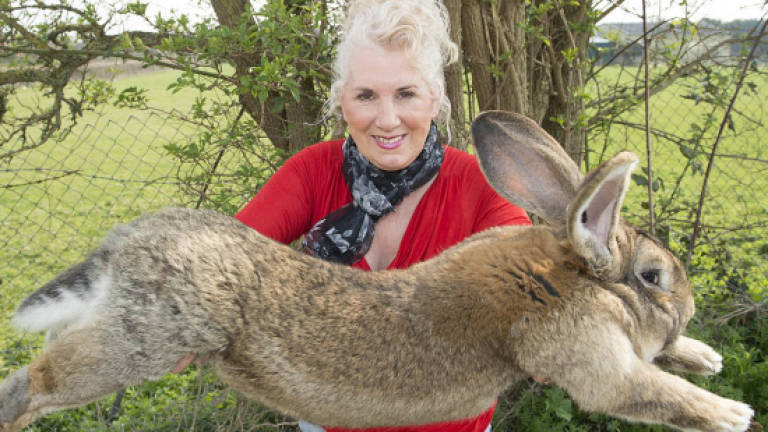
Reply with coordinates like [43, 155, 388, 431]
[1, 112, 196, 298]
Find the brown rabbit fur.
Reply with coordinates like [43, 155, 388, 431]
[0, 111, 754, 432]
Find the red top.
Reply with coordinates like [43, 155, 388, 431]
[235, 139, 530, 431]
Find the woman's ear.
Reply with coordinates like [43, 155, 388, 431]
[340, 102, 349, 123]
[430, 96, 440, 119]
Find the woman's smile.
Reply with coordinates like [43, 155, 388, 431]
[373, 134, 407, 149]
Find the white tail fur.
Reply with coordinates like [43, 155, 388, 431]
[12, 271, 110, 333]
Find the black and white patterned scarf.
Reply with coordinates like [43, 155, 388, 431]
[303, 123, 444, 264]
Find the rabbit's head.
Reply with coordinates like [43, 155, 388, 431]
[472, 111, 695, 345]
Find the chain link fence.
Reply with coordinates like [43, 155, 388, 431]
[1, 111, 194, 299]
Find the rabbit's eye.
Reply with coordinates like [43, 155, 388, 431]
[641, 270, 660, 285]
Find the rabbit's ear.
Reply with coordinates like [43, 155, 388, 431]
[567, 151, 638, 276]
[471, 111, 583, 224]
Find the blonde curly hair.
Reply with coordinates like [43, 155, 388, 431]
[326, 0, 459, 141]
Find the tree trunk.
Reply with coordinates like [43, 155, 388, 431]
[538, 0, 591, 164]
[443, 0, 468, 150]
[452, 0, 594, 166]
[211, 0, 325, 154]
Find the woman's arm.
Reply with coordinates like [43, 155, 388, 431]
[473, 186, 531, 232]
[235, 147, 319, 244]
[235, 140, 349, 244]
[463, 153, 531, 232]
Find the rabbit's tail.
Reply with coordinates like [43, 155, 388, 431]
[12, 224, 138, 333]
[13, 257, 111, 333]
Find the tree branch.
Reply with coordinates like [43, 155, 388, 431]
[641, 0, 656, 234]
[595, 0, 627, 22]
[0, 9, 49, 49]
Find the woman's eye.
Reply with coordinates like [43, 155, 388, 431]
[397, 90, 416, 99]
[355, 91, 374, 101]
[641, 270, 660, 285]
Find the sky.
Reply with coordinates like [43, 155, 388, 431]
[603, 0, 766, 22]
[114, 0, 767, 32]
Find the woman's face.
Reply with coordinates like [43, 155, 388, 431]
[340, 43, 439, 171]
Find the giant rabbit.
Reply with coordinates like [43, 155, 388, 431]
[0, 111, 754, 432]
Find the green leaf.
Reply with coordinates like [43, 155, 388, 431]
[679, 145, 696, 159]
[544, 388, 573, 422]
[133, 37, 146, 51]
[269, 96, 286, 114]
[118, 33, 134, 50]
[120, 1, 148, 16]
[114, 86, 148, 109]
[257, 87, 268, 103]
[632, 173, 649, 186]
[289, 86, 301, 102]
[691, 159, 704, 175]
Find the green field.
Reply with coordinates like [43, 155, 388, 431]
[1, 65, 766, 431]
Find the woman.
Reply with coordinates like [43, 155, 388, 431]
[235, 1, 530, 431]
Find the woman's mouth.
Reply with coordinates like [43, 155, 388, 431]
[373, 134, 406, 149]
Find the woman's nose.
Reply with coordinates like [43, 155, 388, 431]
[374, 98, 401, 130]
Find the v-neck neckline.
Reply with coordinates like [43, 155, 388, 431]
[358, 174, 439, 271]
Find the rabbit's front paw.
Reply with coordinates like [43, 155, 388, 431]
[687, 339, 723, 375]
[663, 336, 723, 375]
[707, 399, 754, 432]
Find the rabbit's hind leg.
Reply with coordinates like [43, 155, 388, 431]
[0, 323, 174, 432]
[0, 366, 33, 432]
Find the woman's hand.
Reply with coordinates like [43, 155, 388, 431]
[171, 354, 197, 374]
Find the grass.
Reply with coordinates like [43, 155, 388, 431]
[1, 64, 767, 431]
